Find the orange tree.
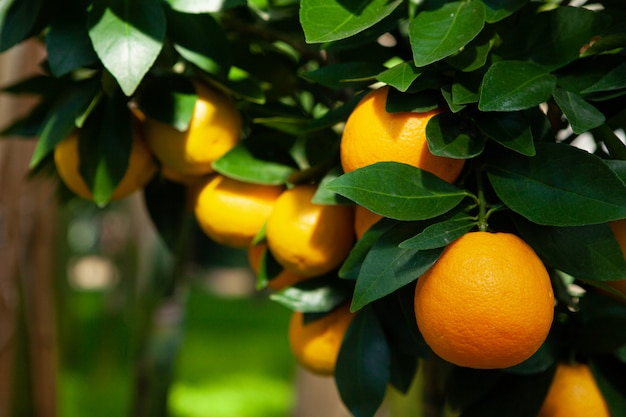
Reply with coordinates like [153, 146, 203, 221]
[2, 0, 626, 416]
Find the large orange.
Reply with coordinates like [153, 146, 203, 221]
[288, 303, 355, 376]
[265, 184, 355, 277]
[144, 80, 241, 177]
[54, 129, 157, 202]
[247, 244, 310, 291]
[413, 231, 554, 369]
[340, 86, 465, 183]
[538, 362, 610, 417]
[194, 174, 283, 248]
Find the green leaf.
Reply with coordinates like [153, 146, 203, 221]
[336, 306, 391, 417]
[580, 32, 626, 57]
[88, 0, 166, 96]
[166, 8, 231, 76]
[213, 140, 297, 186]
[426, 112, 486, 158]
[136, 74, 197, 131]
[326, 162, 470, 221]
[487, 142, 626, 226]
[386, 88, 440, 113]
[339, 218, 397, 280]
[580, 62, 626, 95]
[552, 88, 605, 134]
[473, 110, 536, 156]
[269, 276, 353, 313]
[30, 79, 101, 169]
[479, 61, 557, 112]
[399, 214, 476, 250]
[514, 217, 626, 282]
[445, 27, 494, 72]
[440, 85, 466, 113]
[409, 1, 486, 67]
[302, 62, 384, 89]
[312, 167, 353, 205]
[480, 0, 528, 23]
[78, 92, 134, 205]
[0, 0, 43, 52]
[351, 222, 444, 311]
[300, 0, 402, 43]
[575, 293, 626, 354]
[46, 6, 98, 77]
[450, 69, 486, 105]
[376, 62, 423, 93]
[164, 0, 245, 13]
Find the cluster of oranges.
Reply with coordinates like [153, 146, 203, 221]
[53, 82, 620, 416]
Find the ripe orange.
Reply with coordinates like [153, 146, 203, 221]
[247, 244, 309, 290]
[265, 184, 355, 277]
[340, 86, 465, 183]
[54, 129, 157, 202]
[288, 303, 355, 376]
[194, 174, 283, 248]
[538, 362, 610, 417]
[144, 80, 241, 177]
[354, 204, 383, 240]
[607, 219, 626, 296]
[413, 231, 554, 369]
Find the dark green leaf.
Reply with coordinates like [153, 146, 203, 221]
[487, 142, 626, 226]
[593, 125, 626, 161]
[30, 79, 101, 169]
[580, 62, 626, 95]
[514, 217, 626, 282]
[300, 0, 402, 43]
[440, 85, 466, 113]
[336, 306, 391, 417]
[302, 62, 384, 89]
[269, 276, 353, 313]
[426, 112, 486, 158]
[480, 0, 529, 23]
[606, 160, 626, 183]
[474, 111, 536, 156]
[410, 1, 486, 67]
[305, 93, 365, 132]
[137, 74, 197, 131]
[352, 222, 444, 311]
[78, 92, 133, 205]
[575, 293, 626, 354]
[445, 27, 494, 72]
[339, 218, 397, 280]
[580, 32, 626, 57]
[166, 8, 231, 76]
[0, 0, 43, 52]
[386, 88, 440, 113]
[326, 162, 470, 221]
[552, 88, 605, 134]
[376, 62, 423, 93]
[591, 356, 626, 417]
[46, 6, 98, 76]
[479, 61, 556, 112]
[450, 68, 487, 105]
[88, 0, 166, 96]
[399, 214, 476, 250]
[1, 99, 53, 138]
[164, 0, 245, 13]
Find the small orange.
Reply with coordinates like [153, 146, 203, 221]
[340, 86, 465, 183]
[288, 303, 355, 376]
[265, 184, 355, 277]
[144, 80, 241, 176]
[247, 244, 309, 290]
[54, 129, 157, 202]
[354, 205, 383, 240]
[538, 362, 610, 417]
[414, 231, 554, 369]
[194, 174, 283, 248]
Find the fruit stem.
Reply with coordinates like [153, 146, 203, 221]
[476, 167, 488, 232]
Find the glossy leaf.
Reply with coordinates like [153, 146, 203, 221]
[410, 1, 486, 67]
[426, 112, 486, 158]
[270, 276, 353, 313]
[376, 62, 423, 93]
[474, 111, 536, 156]
[487, 142, 626, 226]
[580, 62, 626, 95]
[326, 162, 470, 221]
[352, 222, 444, 312]
[479, 61, 557, 112]
[445, 27, 494, 72]
[399, 214, 476, 250]
[552, 88, 605, 134]
[336, 306, 391, 417]
[480, 0, 529, 23]
[339, 218, 397, 280]
[300, 0, 402, 43]
[46, 7, 98, 76]
[88, 0, 166, 96]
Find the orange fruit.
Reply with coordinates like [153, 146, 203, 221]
[538, 362, 610, 417]
[265, 184, 355, 277]
[340, 86, 465, 183]
[606, 219, 626, 296]
[354, 205, 383, 240]
[144, 80, 241, 177]
[288, 303, 355, 376]
[247, 244, 309, 290]
[413, 231, 554, 369]
[54, 129, 157, 202]
[194, 174, 283, 248]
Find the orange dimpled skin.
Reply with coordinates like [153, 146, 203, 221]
[288, 303, 355, 376]
[414, 232, 554, 369]
[340, 86, 465, 183]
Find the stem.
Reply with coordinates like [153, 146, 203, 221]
[475, 167, 489, 232]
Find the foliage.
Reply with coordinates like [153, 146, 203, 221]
[2, 0, 626, 416]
